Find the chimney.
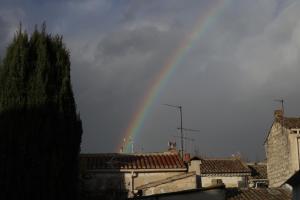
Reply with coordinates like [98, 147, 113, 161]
[184, 153, 191, 163]
[274, 109, 283, 121]
[168, 141, 177, 153]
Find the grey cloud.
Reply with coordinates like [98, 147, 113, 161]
[1, 0, 300, 161]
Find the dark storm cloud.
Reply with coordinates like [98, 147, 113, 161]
[0, 17, 9, 56]
[70, 22, 185, 152]
[0, 7, 24, 56]
[1, 0, 300, 160]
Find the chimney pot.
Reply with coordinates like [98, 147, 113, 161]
[274, 109, 283, 121]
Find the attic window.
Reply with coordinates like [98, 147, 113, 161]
[293, 130, 297, 134]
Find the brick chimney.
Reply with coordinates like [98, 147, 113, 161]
[184, 153, 191, 163]
[274, 109, 283, 121]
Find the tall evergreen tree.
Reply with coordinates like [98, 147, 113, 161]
[0, 25, 82, 200]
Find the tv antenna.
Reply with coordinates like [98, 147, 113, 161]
[274, 99, 284, 114]
[274, 99, 285, 134]
[163, 104, 184, 158]
[172, 135, 195, 142]
[177, 127, 201, 134]
[120, 137, 134, 153]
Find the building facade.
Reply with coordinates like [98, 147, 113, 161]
[265, 110, 300, 187]
[188, 157, 251, 188]
[80, 152, 187, 199]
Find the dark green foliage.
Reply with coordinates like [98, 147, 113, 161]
[0, 25, 82, 200]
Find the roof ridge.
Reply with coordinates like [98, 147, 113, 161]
[80, 152, 179, 156]
[203, 157, 239, 161]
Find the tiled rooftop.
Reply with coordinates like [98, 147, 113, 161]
[247, 164, 268, 180]
[226, 188, 291, 200]
[80, 152, 186, 170]
[200, 158, 251, 174]
[282, 117, 300, 129]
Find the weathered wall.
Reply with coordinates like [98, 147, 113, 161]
[265, 123, 294, 187]
[142, 175, 197, 196]
[82, 171, 184, 198]
[201, 176, 246, 188]
[131, 172, 184, 189]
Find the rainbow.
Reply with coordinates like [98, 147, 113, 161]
[118, 0, 229, 153]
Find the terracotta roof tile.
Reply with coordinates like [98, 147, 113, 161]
[80, 152, 186, 170]
[226, 188, 291, 200]
[200, 158, 251, 174]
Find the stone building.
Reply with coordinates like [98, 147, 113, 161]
[188, 157, 251, 188]
[80, 151, 187, 199]
[264, 110, 300, 187]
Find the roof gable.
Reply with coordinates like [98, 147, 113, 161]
[265, 117, 300, 144]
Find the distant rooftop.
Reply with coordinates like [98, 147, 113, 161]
[80, 152, 186, 171]
[200, 158, 251, 174]
[274, 109, 300, 129]
[247, 163, 268, 180]
[226, 188, 291, 200]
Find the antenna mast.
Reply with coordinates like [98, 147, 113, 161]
[163, 104, 184, 158]
[275, 99, 285, 134]
[275, 99, 284, 114]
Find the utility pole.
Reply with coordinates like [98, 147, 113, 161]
[163, 104, 184, 158]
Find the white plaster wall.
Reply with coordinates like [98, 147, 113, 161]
[126, 172, 184, 189]
[289, 133, 300, 172]
[201, 176, 246, 188]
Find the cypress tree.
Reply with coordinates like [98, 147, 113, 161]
[0, 25, 82, 200]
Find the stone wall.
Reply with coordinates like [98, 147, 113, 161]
[265, 123, 294, 187]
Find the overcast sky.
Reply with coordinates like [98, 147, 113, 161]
[1, 0, 300, 161]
